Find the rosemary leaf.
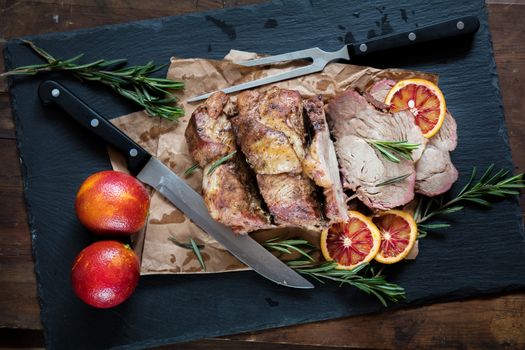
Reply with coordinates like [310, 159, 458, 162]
[183, 163, 200, 177]
[1, 40, 184, 120]
[168, 235, 204, 250]
[190, 238, 206, 272]
[418, 223, 450, 229]
[207, 151, 237, 175]
[376, 173, 412, 187]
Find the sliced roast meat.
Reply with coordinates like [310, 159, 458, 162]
[327, 88, 424, 210]
[367, 78, 396, 106]
[429, 111, 458, 151]
[257, 87, 306, 162]
[231, 113, 303, 174]
[414, 144, 458, 197]
[233, 88, 324, 230]
[256, 173, 324, 231]
[364, 79, 395, 110]
[232, 89, 304, 174]
[202, 157, 273, 234]
[303, 95, 348, 223]
[185, 92, 272, 234]
[367, 79, 459, 197]
[185, 92, 236, 167]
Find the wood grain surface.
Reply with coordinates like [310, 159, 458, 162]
[1, 1, 524, 349]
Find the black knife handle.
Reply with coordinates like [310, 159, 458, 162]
[38, 80, 151, 175]
[347, 16, 480, 57]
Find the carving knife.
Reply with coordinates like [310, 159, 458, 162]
[188, 15, 480, 102]
[38, 80, 314, 289]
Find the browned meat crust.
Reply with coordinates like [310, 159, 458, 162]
[303, 95, 348, 223]
[256, 173, 323, 230]
[185, 92, 236, 168]
[202, 156, 273, 234]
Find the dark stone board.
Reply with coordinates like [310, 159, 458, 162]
[4, 0, 525, 349]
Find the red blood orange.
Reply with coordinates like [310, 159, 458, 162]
[321, 211, 380, 270]
[385, 78, 446, 138]
[71, 240, 140, 308]
[372, 210, 418, 264]
[75, 170, 150, 236]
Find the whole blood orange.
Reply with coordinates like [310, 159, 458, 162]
[385, 78, 446, 138]
[321, 211, 380, 270]
[372, 210, 418, 264]
[71, 240, 140, 308]
[75, 170, 150, 235]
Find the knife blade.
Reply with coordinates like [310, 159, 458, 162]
[188, 15, 480, 102]
[38, 80, 314, 289]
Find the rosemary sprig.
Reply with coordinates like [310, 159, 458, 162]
[262, 237, 316, 261]
[295, 263, 406, 306]
[207, 151, 237, 175]
[263, 237, 405, 306]
[1, 40, 184, 120]
[366, 139, 419, 163]
[414, 164, 525, 233]
[376, 173, 412, 187]
[168, 235, 206, 271]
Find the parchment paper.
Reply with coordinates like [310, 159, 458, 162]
[110, 50, 435, 275]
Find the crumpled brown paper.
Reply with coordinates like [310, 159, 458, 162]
[110, 50, 434, 275]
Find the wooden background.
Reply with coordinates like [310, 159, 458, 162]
[1, 0, 524, 349]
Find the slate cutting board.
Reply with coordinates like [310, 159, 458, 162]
[5, 0, 525, 349]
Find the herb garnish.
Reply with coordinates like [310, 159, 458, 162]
[366, 139, 419, 163]
[414, 164, 525, 237]
[1, 40, 184, 120]
[168, 235, 206, 271]
[376, 173, 412, 187]
[263, 237, 405, 306]
[183, 163, 200, 177]
[207, 151, 237, 175]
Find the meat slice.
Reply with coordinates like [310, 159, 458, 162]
[302, 95, 348, 223]
[202, 157, 273, 234]
[184, 92, 236, 167]
[233, 89, 303, 174]
[367, 79, 459, 197]
[257, 173, 323, 231]
[233, 88, 324, 230]
[415, 112, 459, 196]
[327, 89, 425, 210]
[366, 78, 395, 107]
[185, 92, 272, 234]
[414, 144, 458, 196]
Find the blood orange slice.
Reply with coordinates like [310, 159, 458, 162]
[384, 78, 446, 138]
[321, 211, 380, 270]
[372, 210, 418, 264]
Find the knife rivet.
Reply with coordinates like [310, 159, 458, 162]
[359, 43, 367, 52]
[457, 21, 465, 30]
[51, 89, 60, 98]
[408, 32, 416, 41]
[90, 118, 99, 127]
[129, 148, 138, 157]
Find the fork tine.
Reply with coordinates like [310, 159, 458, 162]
[187, 63, 325, 103]
[236, 47, 323, 67]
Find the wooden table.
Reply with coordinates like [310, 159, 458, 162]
[1, 1, 524, 349]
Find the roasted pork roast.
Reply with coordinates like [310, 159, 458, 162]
[185, 81, 458, 234]
[231, 88, 324, 231]
[185, 92, 272, 234]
